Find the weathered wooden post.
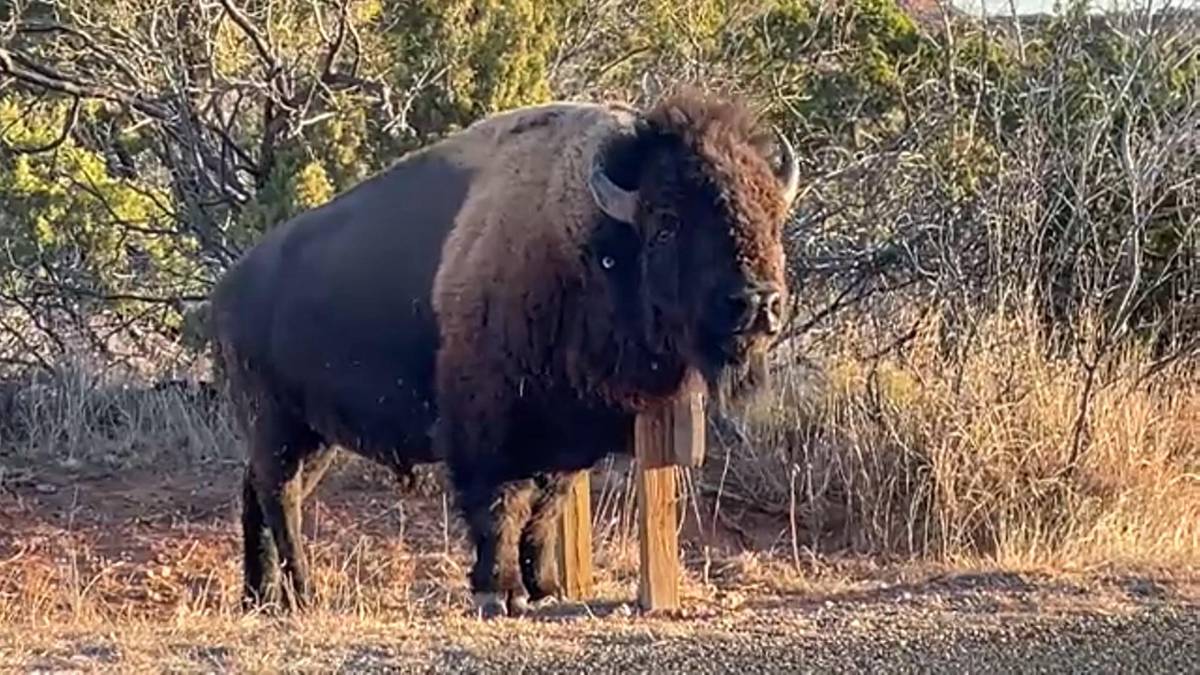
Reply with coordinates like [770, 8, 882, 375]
[556, 370, 706, 610]
[634, 368, 706, 612]
[556, 470, 594, 599]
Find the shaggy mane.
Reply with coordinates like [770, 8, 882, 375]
[643, 87, 763, 151]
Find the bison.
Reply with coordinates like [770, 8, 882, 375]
[210, 88, 799, 617]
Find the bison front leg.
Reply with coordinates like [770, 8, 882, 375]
[436, 348, 534, 617]
[455, 474, 537, 618]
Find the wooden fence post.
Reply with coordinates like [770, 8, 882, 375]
[635, 369, 706, 612]
[557, 470, 593, 600]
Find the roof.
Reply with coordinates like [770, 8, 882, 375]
[897, 0, 969, 34]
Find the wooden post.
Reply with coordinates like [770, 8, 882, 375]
[635, 370, 706, 612]
[554, 371, 706, 611]
[670, 369, 707, 468]
[557, 470, 593, 600]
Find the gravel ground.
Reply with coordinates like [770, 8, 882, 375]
[332, 601, 1200, 674]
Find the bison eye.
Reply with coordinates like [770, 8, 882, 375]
[601, 255, 616, 269]
[653, 229, 674, 245]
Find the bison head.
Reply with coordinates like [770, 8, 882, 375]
[586, 91, 799, 404]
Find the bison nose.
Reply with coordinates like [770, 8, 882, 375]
[727, 286, 784, 336]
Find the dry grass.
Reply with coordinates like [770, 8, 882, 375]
[0, 362, 235, 472]
[714, 309, 1200, 570]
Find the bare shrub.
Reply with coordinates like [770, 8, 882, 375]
[703, 4, 1200, 568]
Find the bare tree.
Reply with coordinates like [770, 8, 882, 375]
[0, 0, 422, 373]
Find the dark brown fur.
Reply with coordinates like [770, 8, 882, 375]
[211, 89, 798, 615]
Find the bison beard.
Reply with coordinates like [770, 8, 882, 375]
[211, 88, 799, 616]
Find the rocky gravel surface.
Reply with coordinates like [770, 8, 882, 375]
[340, 605, 1200, 674]
[278, 576, 1200, 667]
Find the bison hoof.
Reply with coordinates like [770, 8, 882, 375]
[506, 590, 532, 618]
[472, 592, 509, 620]
[532, 593, 560, 608]
[526, 584, 561, 604]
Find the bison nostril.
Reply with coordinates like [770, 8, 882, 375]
[753, 289, 783, 335]
[724, 287, 783, 334]
[726, 293, 756, 328]
[764, 291, 783, 319]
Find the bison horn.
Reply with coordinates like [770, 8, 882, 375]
[774, 127, 800, 207]
[588, 151, 638, 224]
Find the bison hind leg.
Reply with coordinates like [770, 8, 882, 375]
[241, 465, 278, 610]
[242, 408, 327, 613]
[519, 473, 573, 604]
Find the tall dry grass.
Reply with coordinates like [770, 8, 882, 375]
[714, 308, 1200, 570]
[0, 361, 235, 472]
